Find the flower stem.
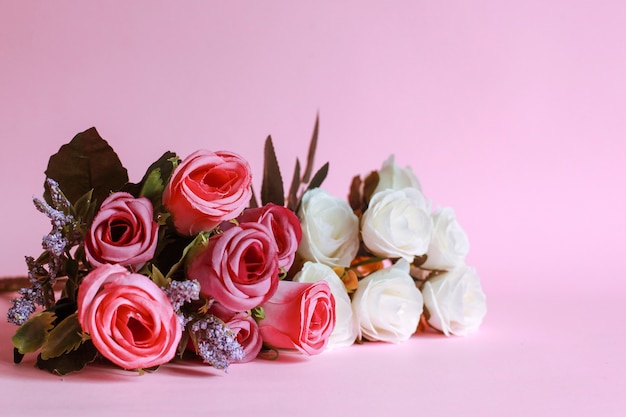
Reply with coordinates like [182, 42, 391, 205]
[349, 257, 386, 268]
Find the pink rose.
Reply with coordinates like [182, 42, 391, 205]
[259, 280, 336, 355]
[188, 222, 279, 312]
[85, 192, 158, 269]
[237, 204, 302, 272]
[77, 264, 182, 370]
[209, 304, 263, 363]
[163, 150, 252, 236]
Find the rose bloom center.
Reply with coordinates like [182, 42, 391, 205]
[127, 316, 151, 344]
[241, 243, 265, 282]
[108, 220, 132, 244]
[196, 167, 236, 193]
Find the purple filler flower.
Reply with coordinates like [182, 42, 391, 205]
[190, 316, 244, 370]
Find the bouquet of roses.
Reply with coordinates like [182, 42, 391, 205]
[7, 118, 486, 375]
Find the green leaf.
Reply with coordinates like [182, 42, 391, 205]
[149, 264, 170, 288]
[36, 339, 98, 375]
[40, 313, 86, 360]
[287, 158, 301, 211]
[166, 231, 211, 280]
[140, 168, 164, 200]
[72, 189, 96, 229]
[50, 298, 78, 324]
[44, 127, 129, 207]
[251, 306, 265, 320]
[138, 365, 160, 375]
[62, 258, 80, 300]
[302, 114, 319, 183]
[12, 311, 56, 354]
[122, 151, 178, 206]
[261, 135, 285, 206]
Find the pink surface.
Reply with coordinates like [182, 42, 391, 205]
[2, 287, 625, 416]
[1, 1, 625, 416]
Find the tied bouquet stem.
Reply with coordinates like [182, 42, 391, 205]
[6, 117, 486, 376]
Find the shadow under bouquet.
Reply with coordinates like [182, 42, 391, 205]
[7, 118, 486, 375]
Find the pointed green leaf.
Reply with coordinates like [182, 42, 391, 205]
[72, 189, 96, 228]
[149, 264, 171, 288]
[261, 135, 285, 206]
[36, 339, 98, 375]
[140, 168, 164, 200]
[40, 313, 86, 360]
[122, 151, 178, 205]
[166, 231, 211, 280]
[12, 311, 56, 354]
[44, 127, 129, 206]
[302, 114, 319, 183]
[287, 158, 301, 211]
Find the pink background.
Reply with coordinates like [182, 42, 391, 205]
[1, 1, 625, 416]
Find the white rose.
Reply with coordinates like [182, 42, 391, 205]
[293, 262, 358, 350]
[297, 188, 360, 268]
[352, 259, 423, 343]
[422, 265, 487, 336]
[421, 207, 470, 270]
[361, 187, 433, 261]
[373, 154, 422, 195]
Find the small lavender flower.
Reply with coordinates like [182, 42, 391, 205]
[164, 279, 202, 327]
[7, 288, 40, 325]
[24, 257, 47, 302]
[46, 179, 70, 211]
[164, 279, 201, 311]
[190, 316, 244, 370]
[42, 232, 69, 257]
[33, 178, 80, 250]
[33, 197, 74, 231]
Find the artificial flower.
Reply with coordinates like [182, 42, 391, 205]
[422, 265, 487, 336]
[84, 192, 158, 269]
[163, 149, 252, 236]
[372, 154, 422, 195]
[236, 203, 302, 272]
[361, 187, 433, 262]
[188, 222, 279, 312]
[259, 280, 336, 355]
[209, 303, 263, 363]
[77, 264, 181, 370]
[351, 259, 423, 343]
[297, 188, 359, 268]
[293, 261, 358, 349]
[421, 207, 470, 270]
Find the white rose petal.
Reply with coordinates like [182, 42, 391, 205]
[293, 262, 358, 350]
[352, 259, 423, 343]
[422, 265, 487, 336]
[373, 154, 422, 195]
[361, 187, 433, 261]
[421, 207, 470, 270]
[297, 188, 360, 268]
